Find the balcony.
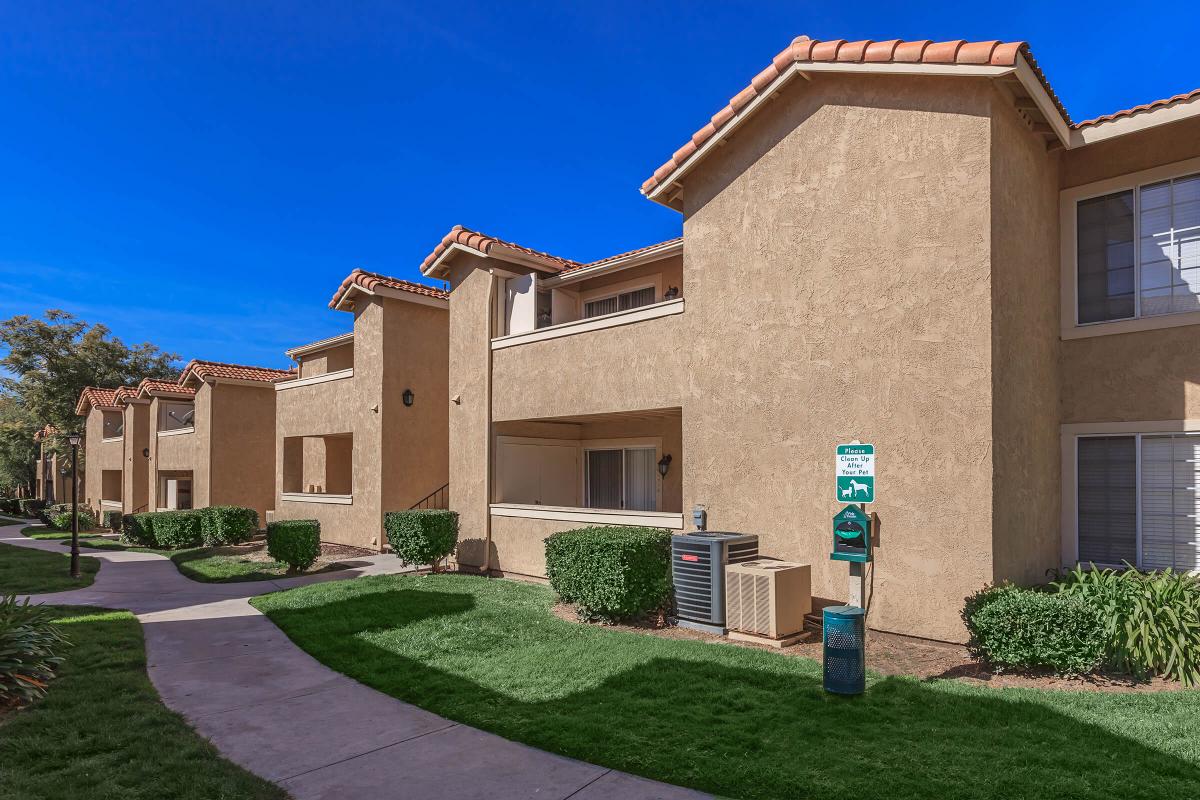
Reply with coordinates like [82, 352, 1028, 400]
[281, 433, 354, 505]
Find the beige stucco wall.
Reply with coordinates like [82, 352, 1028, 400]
[1059, 119, 1200, 425]
[275, 295, 448, 550]
[122, 401, 150, 513]
[988, 93, 1063, 585]
[208, 382, 277, 523]
[149, 391, 207, 509]
[82, 408, 124, 511]
[299, 341, 354, 378]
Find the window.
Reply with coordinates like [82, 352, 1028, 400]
[160, 401, 195, 431]
[1077, 172, 1200, 324]
[1076, 434, 1200, 571]
[583, 286, 656, 319]
[585, 447, 656, 511]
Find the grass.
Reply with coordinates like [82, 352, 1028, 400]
[66, 539, 346, 584]
[0, 607, 287, 800]
[23, 527, 109, 540]
[253, 574, 1200, 800]
[0, 542, 99, 594]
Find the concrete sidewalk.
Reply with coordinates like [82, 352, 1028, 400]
[3, 524, 706, 800]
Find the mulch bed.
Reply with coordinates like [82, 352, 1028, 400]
[209, 541, 374, 567]
[552, 603, 1182, 693]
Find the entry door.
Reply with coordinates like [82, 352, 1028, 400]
[164, 478, 194, 510]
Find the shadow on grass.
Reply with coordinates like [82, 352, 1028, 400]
[258, 582, 1200, 800]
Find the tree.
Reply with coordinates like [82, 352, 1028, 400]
[0, 309, 180, 492]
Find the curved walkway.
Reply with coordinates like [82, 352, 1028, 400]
[4, 524, 705, 800]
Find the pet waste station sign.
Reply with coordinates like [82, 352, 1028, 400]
[835, 443, 875, 503]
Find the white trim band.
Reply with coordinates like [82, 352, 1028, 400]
[491, 298, 684, 350]
[281, 492, 354, 505]
[275, 368, 354, 391]
[157, 427, 194, 438]
[489, 502, 685, 530]
[101, 436, 123, 443]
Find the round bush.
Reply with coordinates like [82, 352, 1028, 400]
[384, 510, 458, 570]
[963, 584, 1106, 675]
[544, 526, 672, 622]
[267, 520, 321, 572]
[48, 508, 95, 532]
[149, 510, 205, 549]
[201, 506, 259, 546]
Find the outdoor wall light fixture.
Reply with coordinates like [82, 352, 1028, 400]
[402, 389, 414, 407]
[657, 454, 672, 478]
[142, 448, 150, 458]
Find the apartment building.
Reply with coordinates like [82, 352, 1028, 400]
[271, 269, 450, 550]
[76, 386, 132, 515]
[33, 424, 64, 504]
[142, 361, 293, 521]
[429, 36, 1200, 642]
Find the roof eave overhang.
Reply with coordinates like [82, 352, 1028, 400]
[334, 283, 450, 313]
[1070, 94, 1200, 147]
[643, 56, 1069, 210]
[542, 239, 685, 287]
[420, 241, 570, 282]
[285, 331, 355, 360]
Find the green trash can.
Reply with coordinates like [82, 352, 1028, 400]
[823, 605, 865, 695]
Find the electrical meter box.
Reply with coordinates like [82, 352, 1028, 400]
[831, 504, 872, 563]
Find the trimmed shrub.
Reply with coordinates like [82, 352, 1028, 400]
[267, 520, 321, 572]
[121, 513, 156, 546]
[1053, 564, 1200, 686]
[963, 584, 1106, 676]
[384, 510, 458, 571]
[48, 507, 96, 532]
[149, 510, 205, 549]
[102, 510, 123, 531]
[0, 594, 70, 706]
[0, 497, 21, 515]
[544, 526, 673, 622]
[201, 506, 259, 547]
[18, 499, 46, 519]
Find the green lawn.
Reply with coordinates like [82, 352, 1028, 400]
[67, 539, 345, 584]
[23, 527, 109, 540]
[253, 574, 1200, 800]
[0, 607, 287, 800]
[0, 542, 99, 594]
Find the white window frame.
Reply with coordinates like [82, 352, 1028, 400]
[1062, 155, 1200, 339]
[1061, 419, 1200, 570]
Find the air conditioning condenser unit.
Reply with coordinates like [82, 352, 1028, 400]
[725, 560, 812, 647]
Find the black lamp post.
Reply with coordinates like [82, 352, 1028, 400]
[67, 432, 81, 579]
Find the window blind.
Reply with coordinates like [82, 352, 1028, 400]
[1077, 436, 1137, 565]
[1140, 435, 1200, 571]
[586, 449, 622, 509]
[623, 448, 656, 511]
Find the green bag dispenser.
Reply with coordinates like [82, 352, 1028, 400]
[831, 504, 871, 563]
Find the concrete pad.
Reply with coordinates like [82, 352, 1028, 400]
[570, 770, 712, 799]
[190, 681, 455, 781]
[282, 724, 608, 800]
[142, 614, 296, 667]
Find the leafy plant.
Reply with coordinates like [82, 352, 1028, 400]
[101, 510, 122, 531]
[1052, 564, 1200, 686]
[147, 510, 204, 549]
[0, 594, 70, 705]
[384, 510, 457, 572]
[121, 513, 155, 546]
[48, 508, 95, 532]
[266, 520, 321, 572]
[200, 506, 258, 547]
[963, 583, 1106, 675]
[544, 526, 673, 622]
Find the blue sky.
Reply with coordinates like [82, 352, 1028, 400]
[1, 1, 1196, 369]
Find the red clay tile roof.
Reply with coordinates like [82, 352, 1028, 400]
[419, 226, 581, 274]
[33, 424, 58, 442]
[640, 36, 1069, 196]
[329, 269, 450, 310]
[75, 386, 123, 416]
[136, 378, 196, 399]
[421, 225, 682, 279]
[113, 386, 138, 404]
[178, 359, 295, 385]
[1075, 87, 1200, 128]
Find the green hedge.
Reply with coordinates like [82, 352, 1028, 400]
[267, 520, 321, 572]
[0, 497, 21, 515]
[18, 499, 46, 519]
[149, 510, 204, 549]
[201, 506, 259, 547]
[48, 508, 96, 532]
[121, 513, 155, 546]
[384, 510, 458, 571]
[101, 510, 123, 531]
[963, 584, 1106, 676]
[544, 526, 673, 622]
